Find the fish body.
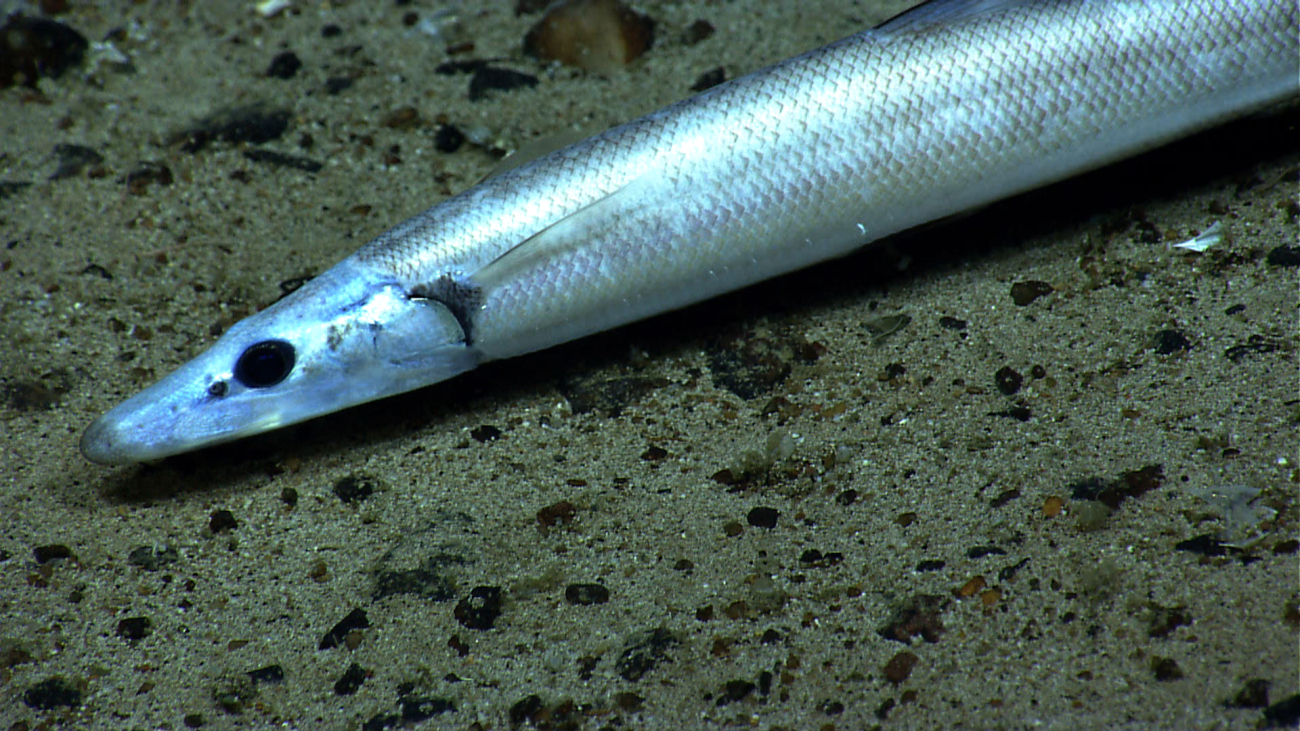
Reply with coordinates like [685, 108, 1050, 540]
[81, 0, 1299, 464]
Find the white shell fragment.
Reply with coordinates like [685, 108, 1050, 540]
[1171, 221, 1223, 253]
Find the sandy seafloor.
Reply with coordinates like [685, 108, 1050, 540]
[1, 1, 1297, 729]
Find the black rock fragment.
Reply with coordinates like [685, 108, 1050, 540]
[115, 616, 152, 641]
[266, 51, 301, 79]
[33, 544, 74, 563]
[615, 627, 679, 681]
[23, 676, 83, 710]
[454, 586, 503, 630]
[746, 506, 779, 529]
[0, 15, 88, 88]
[334, 662, 367, 695]
[468, 66, 538, 101]
[319, 607, 370, 649]
[332, 474, 376, 504]
[1152, 329, 1192, 355]
[564, 583, 610, 605]
[174, 105, 292, 153]
[246, 664, 285, 685]
[1266, 245, 1300, 267]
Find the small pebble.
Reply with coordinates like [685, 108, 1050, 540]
[523, 0, 654, 74]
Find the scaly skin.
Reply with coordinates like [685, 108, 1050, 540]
[81, 0, 1299, 464]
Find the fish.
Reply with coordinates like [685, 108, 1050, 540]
[80, 0, 1299, 464]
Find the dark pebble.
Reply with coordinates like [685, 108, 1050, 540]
[1174, 533, 1238, 557]
[989, 405, 1032, 421]
[990, 488, 1020, 508]
[821, 699, 845, 715]
[334, 662, 368, 695]
[208, 510, 238, 533]
[1151, 655, 1184, 681]
[0, 15, 87, 89]
[509, 694, 545, 725]
[836, 489, 858, 506]
[1263, 694, 1300, 728]
[324, 75, 354, 94]
[468, 66, 537, 101]
[682, 19, 714, 45]
[614, 691, 644, 710]
[266, 51, 301, 79]
[915, 559, 946, 572]
[319, 607, 370, 650]
[883, 650, 919, 684]
[799, 549, 844, 568]
[333, 474, 376, 504]
[994, 366, 1023, 395]
[116, 616, 152, 641]
[1152, 329, 1192, 355]
[997, 558, 1031, 582]
[1009, 280, 1054, 306]
[716, 679, 755, 705]
[1266, 245, 1300, 267]
[175, 105, 291, 153]
[454, 586, 503, 630]
[434, 123, 466, 152]
[747, 506, 779, 529]
[122, 161, 173, 194]
[564, 583, 610, 605]
[690, 66, 726, 92]
[938, 316, 967, 330]
[246, 664, 285, 685]
[33, 544, 74, 564]
[967, 545, 1007, 559]
[22, 676, 83, 710]
[1228, 678, 1270, 708]
[470, 424, 502, 442]
[537, 500, 577, 531]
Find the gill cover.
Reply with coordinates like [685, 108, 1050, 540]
[80, 259, 481, 464]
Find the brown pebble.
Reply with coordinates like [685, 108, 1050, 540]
[883, 651, 918, 684]
[524, 0, 654, 74]
[1042, 495, 1065, 518]
[979, 587, 1002, 609]
[1009, 280, 1054, 306]
[955, 575, 986, 598]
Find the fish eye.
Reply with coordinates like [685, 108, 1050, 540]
[234, 340, 296, 388]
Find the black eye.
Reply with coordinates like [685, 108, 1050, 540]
[234, 340, 295, 388]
